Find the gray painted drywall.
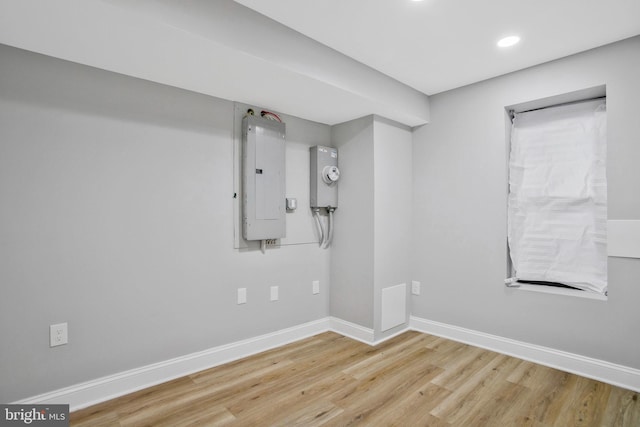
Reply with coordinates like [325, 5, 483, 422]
[411, 36, 640, 369]
[330, 116, 375, 328]
[330, 115, 413, 336]
[0, 44, 331, 402]
[3, 32, 639, 405]
[373, 117, 413, 340]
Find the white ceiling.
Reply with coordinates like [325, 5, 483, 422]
[0, 0, 430, 126]
[235, 0, 640, 95]
[1, 0, 638, 126]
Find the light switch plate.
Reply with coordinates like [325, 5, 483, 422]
[270, 286, 279, 301]
[237, 288, 247, 304]
[312, 280, 320, 295]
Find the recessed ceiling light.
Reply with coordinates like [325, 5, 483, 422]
[497, 36, 520, 48]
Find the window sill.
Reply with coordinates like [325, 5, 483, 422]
[508, 283, 608, 301]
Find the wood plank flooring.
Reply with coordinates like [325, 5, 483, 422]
[70, 331, 640, 426]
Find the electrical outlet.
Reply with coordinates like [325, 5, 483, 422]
[270, 286, 279, 301]
[411, 281, 421, 296]
[50, 323, 68, 347]
[237, 288, 247, 304]
[312, 280, 320, 295]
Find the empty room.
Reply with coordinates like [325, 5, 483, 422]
[1, 0, 639, 425]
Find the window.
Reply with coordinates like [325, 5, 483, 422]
[507, 98, 607, 295]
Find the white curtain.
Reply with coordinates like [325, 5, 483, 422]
[508, 99, 607, 294]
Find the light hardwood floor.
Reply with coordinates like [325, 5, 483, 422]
[70, 331, 640, 426]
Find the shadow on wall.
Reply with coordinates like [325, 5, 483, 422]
[0, 44, 226, 134]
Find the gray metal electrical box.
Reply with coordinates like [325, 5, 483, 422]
[310, 145, 339, 209]
[242, 115, 286, 240]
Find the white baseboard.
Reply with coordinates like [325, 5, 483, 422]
[14, 318, 331, 411]
[329, 317, 375, 344]
[16, 315, 639, 411]
[410, 316, 640, 392]
[371, 326, 411, 346]
[329, 316, 410, 346]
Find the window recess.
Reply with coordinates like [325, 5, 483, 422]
[506, 97, 607, 296]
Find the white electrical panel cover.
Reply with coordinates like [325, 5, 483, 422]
[242, 115, 286, 240]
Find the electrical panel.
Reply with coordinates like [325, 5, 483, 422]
[310, 145, 339, 208]
[242, 115, 286, 240]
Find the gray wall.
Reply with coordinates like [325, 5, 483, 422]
[411, 36, 640, 369]
[330, 116, 375, 328]
[373, 117, 413, 340]
[0, 44, 331, 402]
[3, 34, 640, 404]
[330, 115, 413, 337]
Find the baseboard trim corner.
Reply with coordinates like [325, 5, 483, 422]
[329, 317, 375, 345]
[410, 316, 640, 393]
